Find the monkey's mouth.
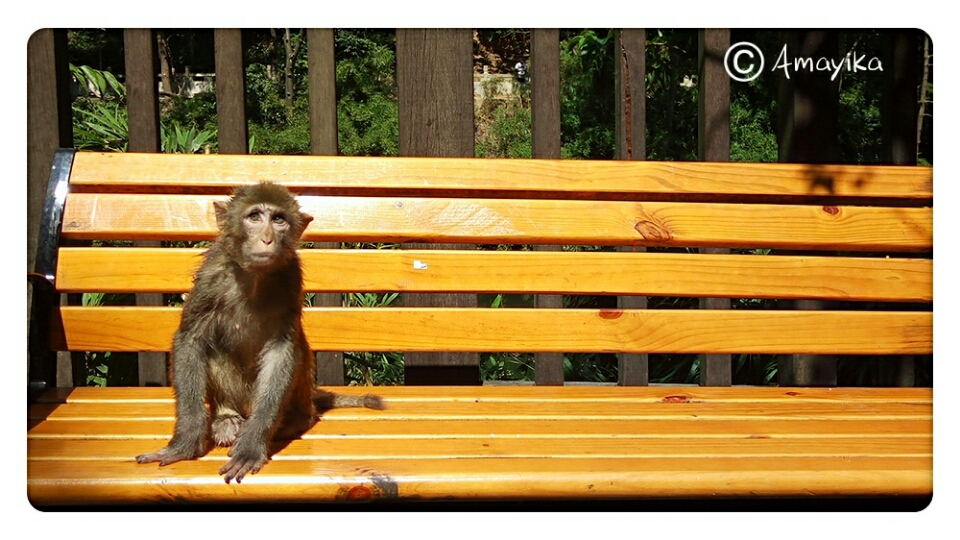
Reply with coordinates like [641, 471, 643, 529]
[247, 253, 278, 267]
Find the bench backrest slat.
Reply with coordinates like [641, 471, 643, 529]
[68, 152, 933, 202]
[54, 306, 931, 356]
[62, 194, 932, 252]
[57, 247, 932, 302]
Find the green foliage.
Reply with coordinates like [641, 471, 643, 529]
[335, 30, 398, 156]
[730, 90, 778, 162]
[837, 75, 883, 163]
[71, 64, 218, 154]
[162, 93, 218, 132]
[71, 63, 126, 99]
[73, 101, 129, 152]
[475, 98, 532, 158]
[559, 29, 616, 159]
[161, 122, 217, 154]
[645, 30, 699, 160]
[249, 107, 311, 155]
[482, 352, 535, 382]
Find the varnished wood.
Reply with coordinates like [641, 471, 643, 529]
[27, 386, 932, 505]
[56, 248, 933, 301]
[60, 194, 933, 251]
[51, 306, 932, 355]
[67, 152, 933, 201]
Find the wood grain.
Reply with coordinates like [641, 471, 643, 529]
[50, 306, 932, 355]
[68, 152, 933, 201]
[55, 248, 933, 302]
[60, 194, 933, 251]
[27, 386, 932, 505]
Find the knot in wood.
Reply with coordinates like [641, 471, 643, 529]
[634, 219, 671, 242]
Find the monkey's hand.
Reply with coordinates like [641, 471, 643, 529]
[219, 441, 269, 484]
[136, 444, 199, 467]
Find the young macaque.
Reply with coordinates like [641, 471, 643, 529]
[136, 182, 383, 483]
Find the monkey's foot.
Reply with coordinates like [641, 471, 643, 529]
[219, 448, 268, 484]
[211, 414, 243, 446]
[136, 445, 196, 467]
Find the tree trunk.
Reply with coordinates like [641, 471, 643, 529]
[284, 29, 303, 114]
[157, 32, 174, 95]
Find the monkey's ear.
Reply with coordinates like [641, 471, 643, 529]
[213, 200, 230, 231]
[297, 212, 314, 237]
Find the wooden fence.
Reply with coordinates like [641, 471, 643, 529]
[26, 29, 926, 388]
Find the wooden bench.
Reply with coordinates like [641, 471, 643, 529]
[28, 149, 933, 508]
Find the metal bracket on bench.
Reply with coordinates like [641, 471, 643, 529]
[28, 148, 76, 399]
[34, 148, 75, 284]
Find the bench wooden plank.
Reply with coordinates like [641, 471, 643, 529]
[56, 248, 933, 302]
[27, 456, 932, 504]
[27, 398, 933, 421]
[68, 152, 933, 201]
[52, 306, 932, 355]
[26, 386, 933, 505]
[61, 194, 933, 251]
[30, 437, 934, 461]
[30, 385, 936, 403]
[29, 417, 935, 439]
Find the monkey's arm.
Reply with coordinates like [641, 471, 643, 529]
[136, 331, 210, 466]
[218, 338, 297, 483]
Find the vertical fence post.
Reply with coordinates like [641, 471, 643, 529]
[27, 29, 73, 389]
[776, 30, 840, 386]
[615, 29, 649, 386]
[881, 30, 922, 387]
[214, 29, 248, 154]
[397, 29, 479, 385]
[307, 28, 346, 386]
[124, 28, 168, 387]
[530, 29, 564, 386]
[697, 29, 732, 386]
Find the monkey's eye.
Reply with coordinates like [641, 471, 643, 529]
[247, 211, 262, 222]
[272, 214, 287, 224]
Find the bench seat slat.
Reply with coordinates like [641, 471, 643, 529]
[27, 398, 933, 421]
[56, 248, 933, 302]
[28, 417, 934, 439]
[61, 194, 933, 251]
[51, 306, 932, 355]
[31, 385, 935, 403]
[69, 152, 933, 201]
[26, 386, 933, 505]
[27, 456, 933, 503]
[29, 436, 933, 461]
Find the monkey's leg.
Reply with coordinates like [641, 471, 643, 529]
[219, 340, 297, 483]
[136, 333, 210, 466]
[273, 368, 318, 441]
[211, 406, 244, 447]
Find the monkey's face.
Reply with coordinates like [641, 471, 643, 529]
[214, 182, 314, 274]
[240, 203, 296, 271]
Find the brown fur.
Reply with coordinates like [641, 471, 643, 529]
[136, 182, 384, 483]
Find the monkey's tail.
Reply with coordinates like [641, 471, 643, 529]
[313, 389, 385, 412]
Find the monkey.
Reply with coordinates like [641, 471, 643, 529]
[136, 182, 384, 484]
